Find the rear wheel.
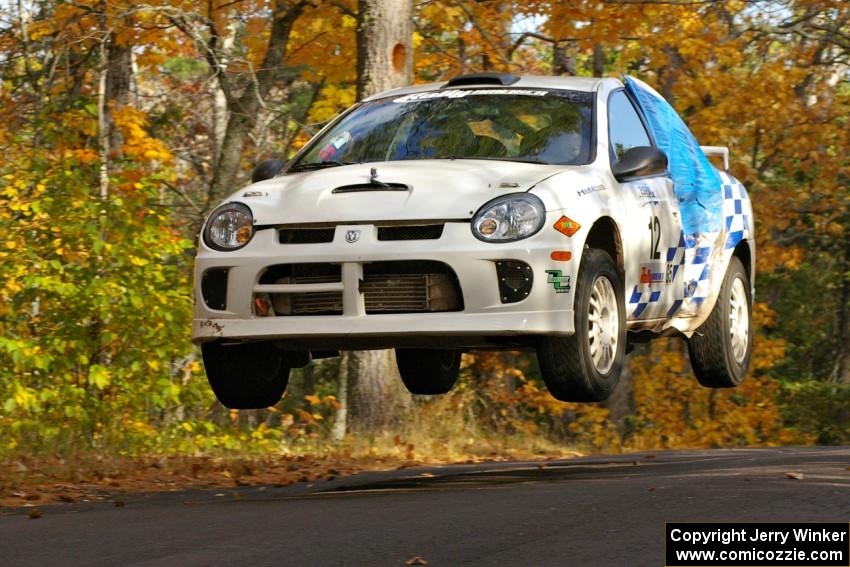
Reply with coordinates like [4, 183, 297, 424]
[687, 256, 752, 387]
[201, 341, 290, 409]
[395, 348, 461, 395]
[537, 248, 626, 402]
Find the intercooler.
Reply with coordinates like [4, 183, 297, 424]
[258, 261, 463, 316]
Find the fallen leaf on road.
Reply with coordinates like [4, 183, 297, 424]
[785, 472, 804, 480]
[28, 508, 42, 519]
[114, 500, 125, 507]
[405, 556, 427, 565]
[419, 472, 435, 477]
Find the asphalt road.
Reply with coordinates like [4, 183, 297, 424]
[1, 447, 848, 566]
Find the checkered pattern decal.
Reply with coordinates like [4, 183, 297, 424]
[721, 172, 750, 251]
[628, 171, 751, 321]
[628, 232, 686, 318]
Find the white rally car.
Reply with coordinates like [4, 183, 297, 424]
[193, 73, 755, 409]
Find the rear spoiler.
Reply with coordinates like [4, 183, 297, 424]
[701, 146, 729, 171]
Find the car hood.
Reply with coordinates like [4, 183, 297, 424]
[236, 160, 576, 225]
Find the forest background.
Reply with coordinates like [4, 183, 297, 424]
[0, 0, 848, 493]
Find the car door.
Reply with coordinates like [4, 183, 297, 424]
[608, 89, 684, 322]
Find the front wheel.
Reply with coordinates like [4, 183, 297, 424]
[395, 348, 461, 395]
[537, 248, 626, 402]
[201, 341, 290, 409]
[687, 256, 752, 387]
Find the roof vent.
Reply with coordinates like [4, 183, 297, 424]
[444, 72, 520, 88]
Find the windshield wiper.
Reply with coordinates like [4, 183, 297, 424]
[289, 160, 356, 173]
[430, 156, 550, 165]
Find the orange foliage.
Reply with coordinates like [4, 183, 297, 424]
[626, 340, 803, 450]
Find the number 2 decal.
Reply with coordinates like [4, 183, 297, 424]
[649, 215, 661, 260]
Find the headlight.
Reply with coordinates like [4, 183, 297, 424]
[471, 193, 545, 243]
[203, 203, 254, 251]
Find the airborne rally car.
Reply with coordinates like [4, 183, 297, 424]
[193, 73, 755, 409]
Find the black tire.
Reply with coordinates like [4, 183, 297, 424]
[395, 348, 461, 395]
[687, 256, 752, 388]
[201, 341, 290, 409]
[537, 248, 626, 402]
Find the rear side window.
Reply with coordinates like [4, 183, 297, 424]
[608, 90, 651, 162]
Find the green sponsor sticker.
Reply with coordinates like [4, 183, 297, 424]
[545, 269, 571, 293]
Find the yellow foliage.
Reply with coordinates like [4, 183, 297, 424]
[626, 340, 794, 450]
[111, 106, 173, 163]
[308, 85, 356, 124]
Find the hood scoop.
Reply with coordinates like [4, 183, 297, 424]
[332, 182, 409, 193]
[332, 166, 409, 193]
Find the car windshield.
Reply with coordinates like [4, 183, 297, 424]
[293, 88, 594, 170]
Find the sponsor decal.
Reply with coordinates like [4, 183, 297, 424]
[634, 184, 660, 204]
[576, 184, 606, 197]
[545, 270, 571, 293]
[553, 215, 581, 237]
[318, 131, 351, 160]
[639, 264, 665, 285]
[393, 89, 548, 103]
[344, 229, 361, 243]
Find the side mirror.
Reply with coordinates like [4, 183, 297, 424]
[611, 146, 668, 182]
[251, 159, 285, 183]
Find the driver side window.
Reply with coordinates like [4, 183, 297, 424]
[608, 90, 651, 163]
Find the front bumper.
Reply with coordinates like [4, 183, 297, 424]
[192, 217, 578, 346]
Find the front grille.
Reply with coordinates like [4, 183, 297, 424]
[362, 261, 462, 314]
[377, 224, 444, 241]
[278, 223, 446, 244]
[279, 227, 335, 244]
[258, 261, 463, 316]
[290, 292, 343, 315]
[260, 263, 341, 284]
[260, 264, 343, 315]
[361, 274, 429, 312]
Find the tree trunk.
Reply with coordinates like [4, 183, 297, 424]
[332, 352, 350, 441]
[348, 350, 411, 431]
[660, 46, 684, 102]
[338, 0, 415, 434]
[592, 44, 605, 77]
[356, 0, 414, 100]
[553, 41, 576, 76]
[604, 347, 638, 442]
[212, 21, 236, 168]
[96, 18, 109, 199]
[833, 242, 850, 384]
[104, 32, 132, 156]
